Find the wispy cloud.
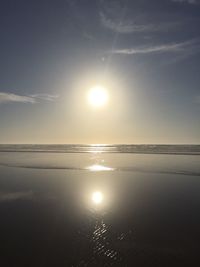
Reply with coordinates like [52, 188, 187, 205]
[100, 12, 179, 34]
[100, 12, 154, 33]
[100, 0, 200, 35]
[0, 92, 59, 104]
[0, 191, 33, 202]
[108, 39, 200, 56]
[30, 94, 59, 101]
[0, 93, 36, 104]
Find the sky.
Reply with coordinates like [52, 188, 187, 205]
[0, 0, 200, 144]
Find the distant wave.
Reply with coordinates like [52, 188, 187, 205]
[0, 144, 200, 155]
[0, 162, 200, 176]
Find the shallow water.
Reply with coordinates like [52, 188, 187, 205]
[0, 151, 200, 266]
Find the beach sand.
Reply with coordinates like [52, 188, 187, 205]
[0, 151, 200, 266]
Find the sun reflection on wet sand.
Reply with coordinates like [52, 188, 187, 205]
[92, 191, 104, 205]
[86, 164, 115, 172]
[92, 216, 120, 262]
[83, 191, 122, 264]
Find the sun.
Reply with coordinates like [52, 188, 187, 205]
[88, 85, 109, 107]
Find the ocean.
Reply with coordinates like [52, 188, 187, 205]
[0, 145, 200, 266]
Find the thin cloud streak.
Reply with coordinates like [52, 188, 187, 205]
[108, 39, 200, 55]
[100, 12, 182, 34]
[0, 92, 59, 104]
[100, 12, 154, 33]
[0, 93, 35, 104]
[30, 94, 59, 101]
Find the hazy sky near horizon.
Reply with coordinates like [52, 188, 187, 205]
[0, 0, 200, 144]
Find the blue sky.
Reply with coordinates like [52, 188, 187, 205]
[0, 0, 200, 143]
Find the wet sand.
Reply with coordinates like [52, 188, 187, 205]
[0, 152, 200, 266]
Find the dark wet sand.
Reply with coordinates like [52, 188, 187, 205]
[0, 152, 200, 266]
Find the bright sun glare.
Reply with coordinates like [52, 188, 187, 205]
[92, 191, 104, 205]
[88, 85, 109, 107]
[86, 164, 114, 172]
